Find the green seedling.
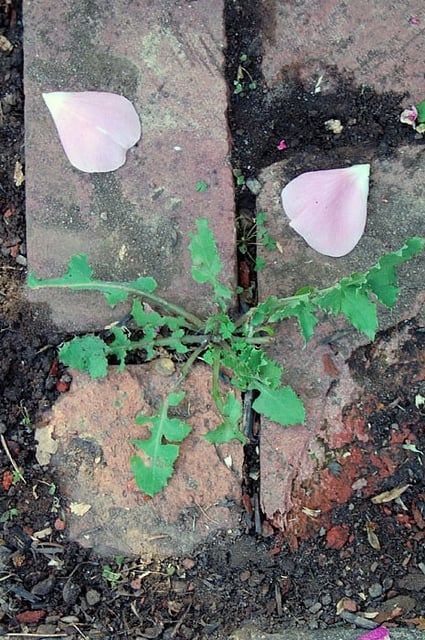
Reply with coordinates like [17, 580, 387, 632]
[18, 403, 31, 426]
[238, 212, 276, 270]
[234, 53, 257, 95]
[195, 180, 209, 193]
[102, 556, 124, 588]
[28, 220, 425, 497]
[0, 508, 19, 523]
[11, 470, 23, 485]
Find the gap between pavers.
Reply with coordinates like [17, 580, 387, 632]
[24, 0, 236, 332]
[256, 146, 424, 546]
[35, 363, 243, 558]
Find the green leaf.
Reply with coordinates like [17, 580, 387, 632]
[366, 237, 425, 307]
[195, 180, 209, 193]
[220, 342, 283, 391]
[317, 284, 378, 340]
[251, 383, 305, 426]
[130, 392, 191, 496]
[416, 100, 425, 123]
[269, 298, 319, 343]
[28, 253, 157, 308]
[131, 299, 184, 331]
[108, 327, 132, 371]
[27, 254, 93, 287]
[254, 256, 265, 271]
[204, 313, 236, 339]
[204, 392, 245, 444]
[59, 335, 109, 378]
[188, 218, 232, 304]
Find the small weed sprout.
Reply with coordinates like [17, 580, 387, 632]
[0, 508, 19, 523]
[102, 556, 124, 589]
[195, 180, 209, 193]
[234, 53, 257, 95]
[28, 220, 425, 497]
[11, 470, 23, 485]
[237, 212, 276, 270]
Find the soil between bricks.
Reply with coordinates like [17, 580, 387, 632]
[0, 1, 424, 638]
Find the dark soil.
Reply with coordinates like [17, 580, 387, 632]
[0, 1, 424, 638]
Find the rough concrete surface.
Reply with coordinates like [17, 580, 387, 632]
[36, 363, 243, 558]
[24, 0, 236, 331]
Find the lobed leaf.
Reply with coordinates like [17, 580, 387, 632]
[28, 253, 157, 308]
[188, 218, 232, 304]
[204, 392, 245, 444]
[59, 335, 109, 378]
[108, 327, 133, 371]
[316, 284, 378, 340]
[130, 392, 191, 496]
[366, 237, 425, 307]
[251, 383, 305, 426]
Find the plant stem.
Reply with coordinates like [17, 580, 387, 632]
[30, 279, 205, 331]
[211, 348, 225, 415]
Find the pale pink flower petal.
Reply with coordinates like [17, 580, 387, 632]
[281, 164, 370, 257]
[277, 139, 287, 150]
[42, 91, 141, 173]
[356, 626, 390, 640]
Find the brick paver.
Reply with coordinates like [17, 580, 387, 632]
[24, 0, 236, 331]
[261, 0, 424, 100]
[38, 364, 243, 557]
[26, 1, 242, 557]
[256, 2, 425, 544]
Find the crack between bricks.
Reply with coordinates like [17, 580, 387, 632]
[224, 0, 268, 535]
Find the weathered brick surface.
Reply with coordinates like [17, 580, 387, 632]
[256, 0, 425, 543]
[24, 0, 236, 331]
[261, 1, 424, 99]
[37, 364, 243, 558]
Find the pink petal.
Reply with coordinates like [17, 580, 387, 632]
[356, 626, 390, 640]
[281, 164, 370, 257]
[42, 91, 141, 173]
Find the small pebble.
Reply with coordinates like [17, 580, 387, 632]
[86, 588, 101, 606]
[246, 177, 262, 195]
[340, 611, 376, 629]
[368, 583, 383, 598]
[382, 577, 393, 591]
[309, 602, 322, 614]
[31, 575, 55, 596]
[182, 557, 196, 570]
[36, 623, 57, 635]
[59, 615, 80, 623]
[15, 254, 27, 266]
